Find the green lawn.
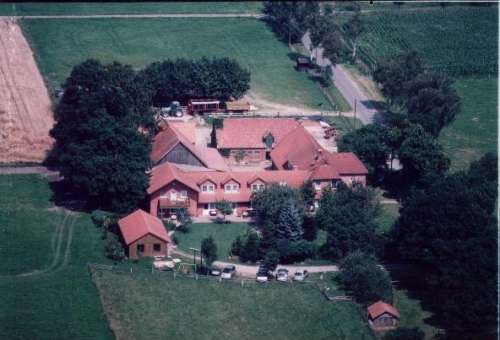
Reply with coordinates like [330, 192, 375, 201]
[175, 222, 251, 262]
[439, 77, 498, 171]
[0, 2, 263, 16]
[0, 175, 113, 340]
[21, 17, 336, 111]
[93, 269, 374, 340]
[376, 203, 400, 234]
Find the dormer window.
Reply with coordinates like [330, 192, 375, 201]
[225, 184, 239, 193]
[201, 184, 215, 193]
[252, 183, 265, 192]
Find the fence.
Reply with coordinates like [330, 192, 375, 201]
[87, 262, 321, 288]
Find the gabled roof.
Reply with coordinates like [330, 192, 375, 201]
[196, 173, 217, 186]
[118, 209, 171, 245]
[151, 122, 229, 172]
[216, 118, 297, 148]
[147, 162, 200, 195]
[367, 301, 401, 319]
[246, 173, 267, 185]
[323, 152, 369, 175]
[221, 174, 241, 186]
[309, 162, 340, 180]
[271, 124, 323, 170]
[168, 120, 196, 144]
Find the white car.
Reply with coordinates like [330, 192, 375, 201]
[276, 268, 289, 282]
[293, 269, 309, 282]
[221, 265, 236, 279]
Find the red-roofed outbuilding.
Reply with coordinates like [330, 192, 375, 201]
[367, 301, 400, 330]
[118, 209, 171, 259]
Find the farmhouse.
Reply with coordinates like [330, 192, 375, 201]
[118, 209, 171, 259]
[211, 118, 298, 164]
[367, 301, 400, 330]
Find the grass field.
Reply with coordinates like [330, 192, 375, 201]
[21, 17, 336, 111]
[376, 203, 400, 234]
[355, 7, 498, 77]
[92, 269, 374, 340]
[0, 2, 263, 16]
[439, 77, 498, 171]
[175, 222, 251, 263]
[0, 175, 113, 340]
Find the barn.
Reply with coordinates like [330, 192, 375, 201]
[367, 300, 400, 330]
[118, 209, 171, 259]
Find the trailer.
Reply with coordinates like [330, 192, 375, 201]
[188, 98, 251, 115]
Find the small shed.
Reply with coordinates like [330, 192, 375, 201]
[367, 301, 400, 330]
[296, 57, 310, 72]
[118, 209, 171, 259]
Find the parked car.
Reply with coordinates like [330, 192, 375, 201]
[276, 268, 289, 282]
[256, 266, 270, 283]
[210, 266, 221, 276]
[221, 265, 236, 279]
[293, 269, 309, 281]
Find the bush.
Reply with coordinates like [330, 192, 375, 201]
[91, 209, 114, 226]
[230, 235, 244, 257]
[172, 235, 179, 245]
[277, 239, 318, 264]
[104, 234, 125, 261]
[176, 223, 191, 234]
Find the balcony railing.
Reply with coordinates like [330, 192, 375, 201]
[158, 198, 190, 209]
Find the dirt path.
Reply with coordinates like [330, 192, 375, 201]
[170, 246, 339, 278]
[0, 18, 54, 163]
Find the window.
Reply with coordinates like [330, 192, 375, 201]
[160, 189, 167, 198]
[137, 244, 145, 253]
[314, 180, 322, 190]
[331, 181, 339, 189]
[204, 203, 216, 210]
[201, 184, 215, 193]
[225, 184, 239, 193]
[153, 244, 161, 252]
[279, 181, 287, 187]
[255, 150, 261, 155]
[181, 190, 187, 198]
[252, 183, 265, 192]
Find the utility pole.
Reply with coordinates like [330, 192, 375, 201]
[354, 99, 357, 130]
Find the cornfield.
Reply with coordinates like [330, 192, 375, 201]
[355, 7, 498, 77]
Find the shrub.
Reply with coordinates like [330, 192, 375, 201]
[91, 209, 114, 226]
[277, 239, 318, 264]
[176, 223, 191, 234]
[172, 235, 179, 245]
[104, 234, 125, 261]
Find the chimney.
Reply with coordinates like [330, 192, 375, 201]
[293, 165, 298, 171]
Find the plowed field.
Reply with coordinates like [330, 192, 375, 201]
[0, 18, 53, 163]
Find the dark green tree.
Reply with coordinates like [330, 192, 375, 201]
[316, 182, 381, 260]
[373, 50, 426, 106]
[391, 153, 498, 338]
[338, 123, 389, 176]
[201, 236, 218, 270]
[405, 72, 461, 136]
[337, 251, 393, 304]
[276, 199, 303, 241]
[299, 179, 316, 209]
[342, 13, 366, 39]
[263, 250, 280, 272]
[216, 199, 234, 223]
[50, 69, 153, 213]
[383, 327, 425, 340]
[398, 125, 450, 189]
[241, 232, 261, 262]
[104, 234, 126, 261]
[276, 239, 317, 264]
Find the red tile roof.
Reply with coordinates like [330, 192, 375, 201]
[216, 118, 298, 148]
[323, 152, 369, 175]
[367, 301, 401, 319]
[118, 209, 171, 245]
[195, 146, 231, 172]
[147, 162, 200, 195]
[168, 120, 196, 144]
[271, 124, 322, 170]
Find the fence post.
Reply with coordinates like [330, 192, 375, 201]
[241, 279, 244, 286]
[174, 271, 176, 278]
[196, 274, 198, 280]
[130, 267, 132, 274]
[219, 277, 222, 283]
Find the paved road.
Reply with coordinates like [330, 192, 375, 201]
[7, 14, 264, 19]
[302, 33, 378, 125]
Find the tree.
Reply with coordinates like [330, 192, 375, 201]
[276, 239, 317, 264]
[398, 125, 450, 189]
[299, 179, 316, 209]
[251, 182, 306, 225]
[49, 62, 153, 213]
[373, 50, 426, 106]
[216, 199, 233, 223]
[263, 250, 280, 272]
[104, 234, 125, 261]
[241, 232, 261, 262]
[342, 13, 366, 39]
[405, 72, 461, 136]
[391, 153, 498, 338]
[383, 328, 425, 340]
[316, 182, 381, 260]
[276, 199, 303, 242]
[338, 123, 390, 177]
[337, 251, 393, 304]
[201, 236, 218, 270]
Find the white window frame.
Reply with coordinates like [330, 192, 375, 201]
[314, 180, 322, 190]
[181, 190, 188, 198]
[202, 184, 215, 193]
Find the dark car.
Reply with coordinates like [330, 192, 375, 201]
[256, 266, 270, 283]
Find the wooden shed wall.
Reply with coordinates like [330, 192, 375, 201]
[128, 234, 169, 259]
[158, 143, 205, 168]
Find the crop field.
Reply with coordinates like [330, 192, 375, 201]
[0, 2, 263, 16]
[92, 269, 374, 340]
[0, 175, 113, 340]
[439, 77, 498, 171]
[21, 17, 335, 110]
[355, 7, 498, 77]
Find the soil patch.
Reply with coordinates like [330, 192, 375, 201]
[0, 18, 54, 163]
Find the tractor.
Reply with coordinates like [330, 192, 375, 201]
[160, 101, 187, 117]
